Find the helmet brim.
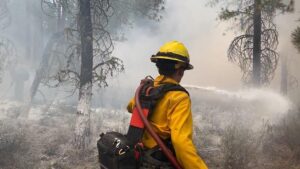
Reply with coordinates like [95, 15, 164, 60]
[186, 63, 193, 70]
[151, 56, 193, 70]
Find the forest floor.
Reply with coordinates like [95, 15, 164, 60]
[0, 92, 299, 169]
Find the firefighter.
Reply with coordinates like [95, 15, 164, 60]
[127, 41, 208, 169]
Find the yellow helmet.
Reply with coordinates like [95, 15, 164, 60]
[151, 41, 193, 70]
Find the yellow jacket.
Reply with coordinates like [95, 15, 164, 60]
[127, 75, 208, 169]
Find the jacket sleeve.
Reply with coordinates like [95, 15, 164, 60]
[127, 97, 135, 113]
[168, 94, 208, 169]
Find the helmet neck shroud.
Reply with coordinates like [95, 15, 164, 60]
[156, 59, 185, 83]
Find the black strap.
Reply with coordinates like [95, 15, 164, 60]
[153, 83, 189, 98]
[152, 52, 190, 63]
[142, 83, 189, 108]
[127, 82, 189, 146]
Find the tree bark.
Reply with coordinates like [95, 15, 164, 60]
[74, 0, 93, 150]
[253, 0, 262, 86]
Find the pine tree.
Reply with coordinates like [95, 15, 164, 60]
[211, 0, 294, 86]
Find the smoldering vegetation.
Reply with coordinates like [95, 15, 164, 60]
[189, 87, 299, 169]
[0, 87, 299, 169]
[0, 99, 129, 169]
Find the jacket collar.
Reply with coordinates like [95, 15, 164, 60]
[154, 75, 179, 86]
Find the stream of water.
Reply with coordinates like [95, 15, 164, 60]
[183, 84, 292, 130]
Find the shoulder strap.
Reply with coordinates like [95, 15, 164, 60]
[143, 83, 189, 107]
[127, 79, 189, 146]
[153, 83, 189, 98]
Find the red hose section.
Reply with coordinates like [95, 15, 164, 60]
[135, 84, 183, 169]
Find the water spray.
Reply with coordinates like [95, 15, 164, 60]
[183, 84, 292, 126]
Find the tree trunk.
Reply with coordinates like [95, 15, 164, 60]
[32, 1, 45, 68]
[74, 0, 93, 150]
[57, 1, 66, 32]
[25, 1, 32, 61]
[253, 0, 262, 86]
[30, 1, 67, 103]
[29, 32, 64, 103]
[280, 55, 288, 95]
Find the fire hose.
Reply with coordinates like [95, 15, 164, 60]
[134, 81, 183, 169]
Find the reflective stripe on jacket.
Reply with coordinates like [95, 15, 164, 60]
[127, 75, 208, 169]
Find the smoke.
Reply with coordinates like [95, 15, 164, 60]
[0, 0, 298, 106]
[112, 0, 242, 90]
[111, 1, 299, 92]
[0, 0, 299, 108]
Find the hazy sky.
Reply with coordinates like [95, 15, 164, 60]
[113, 0, 300, 91]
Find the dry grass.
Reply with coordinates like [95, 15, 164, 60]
[262, 108, 300, 169]
[0, 101, 299, 169]
[193, 104, 300, 169]
[0, 120, 37, 169]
